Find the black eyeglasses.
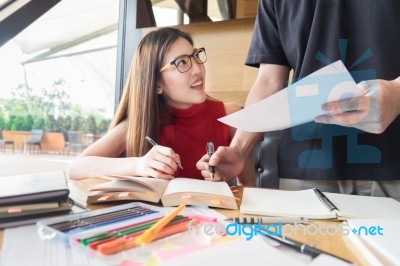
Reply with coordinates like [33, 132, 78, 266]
[160, 47, 207, 73]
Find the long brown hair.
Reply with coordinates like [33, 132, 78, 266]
[110, 28, 194, 157]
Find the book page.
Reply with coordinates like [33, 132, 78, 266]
[161, 178, 237, 209]
[101, 175, 169, 196]
[325, 193, 400, 219]
[240, 188, 335, 219]
[163, 178, 233, 197]
[90, 180, 164, 198]
[90, 180, 151, 192]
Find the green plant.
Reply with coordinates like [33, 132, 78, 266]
[9, 115, 31, 131]
[71, 115, 84, 131]
[98, 118, 110, 135]
[63, 115, 72, 131]
[86, 115, 97, 134]
[57, 116, 65, 131]
[0, 110, 5, 129]
[33, 117, 45, 130]
[2, 78, 112, 133]
[44, 114, 58, 132]
[26, 115, 34, 129]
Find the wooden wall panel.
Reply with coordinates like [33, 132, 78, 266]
[236, 0, 258, 19]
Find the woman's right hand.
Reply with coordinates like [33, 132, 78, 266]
[137, 145, 181, 179]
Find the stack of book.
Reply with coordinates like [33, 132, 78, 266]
[0, 171, 72, 228]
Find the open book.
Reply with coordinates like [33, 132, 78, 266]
[240, 188, 400, 220]
[75, 176, 238, 210]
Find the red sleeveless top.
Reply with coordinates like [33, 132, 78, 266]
[159, 99, 231, 179]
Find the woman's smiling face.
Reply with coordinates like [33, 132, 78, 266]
[157, 37, 206, 109]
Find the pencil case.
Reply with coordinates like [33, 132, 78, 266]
[36, 202, 163, 243]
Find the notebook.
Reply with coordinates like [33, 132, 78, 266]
[0, 171, 74, 228]
[0, 201, 74, 228]
[73, 175, 238, 210]
[0, 201, 60, 218]
[240, 188, 400, 220]
[0, 171, 70, 205]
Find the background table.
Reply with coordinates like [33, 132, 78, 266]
[12, 131, 31, 154]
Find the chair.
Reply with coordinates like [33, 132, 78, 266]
[62, 130, 69, 154]
[67, 131, 86, 155]
[253, 131, 283, 188]
[0, 129, 14, 153]
[23, 129, 44, 153]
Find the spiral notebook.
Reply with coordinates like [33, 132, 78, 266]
[240, 188, 400, 220]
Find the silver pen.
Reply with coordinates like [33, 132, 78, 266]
[206, 141, 215, 180]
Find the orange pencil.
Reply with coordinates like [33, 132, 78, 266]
[135, 204, 185, 246]
[97, 218, 199, 255]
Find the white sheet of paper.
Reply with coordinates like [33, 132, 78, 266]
[219, 60, 366, 132]
[309, 254, 352, 266]
[159, 237, 307, 266]
[347, 219, 400, 266]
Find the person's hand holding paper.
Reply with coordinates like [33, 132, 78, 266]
[315, 77, 400, 134]
[218, 60, 370, 132]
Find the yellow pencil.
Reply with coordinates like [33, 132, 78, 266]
[135, 204, 186, 246]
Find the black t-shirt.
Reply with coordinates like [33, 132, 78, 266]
[246, 0, 400, 180]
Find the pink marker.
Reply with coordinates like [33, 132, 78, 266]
[185, 214, 218, 223]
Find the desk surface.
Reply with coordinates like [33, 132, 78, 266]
[0, 186, 364, 265]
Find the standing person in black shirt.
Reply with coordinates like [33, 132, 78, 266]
[197, 0, 400, 198]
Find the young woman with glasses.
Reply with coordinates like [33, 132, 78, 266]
[68, 27, 254, 186]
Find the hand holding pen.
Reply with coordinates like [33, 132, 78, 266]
[144, 136, 183, 179]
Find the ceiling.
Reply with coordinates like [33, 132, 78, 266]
[1, 0, 254, 60]
[12, 0, 119, 55]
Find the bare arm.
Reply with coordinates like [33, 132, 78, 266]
[68, 121, 180, 180]
[68, 121, 136, 180]
[231, 64, 291, 158]
[223, 102, 255, 186]
[198, 64, 290, 182]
